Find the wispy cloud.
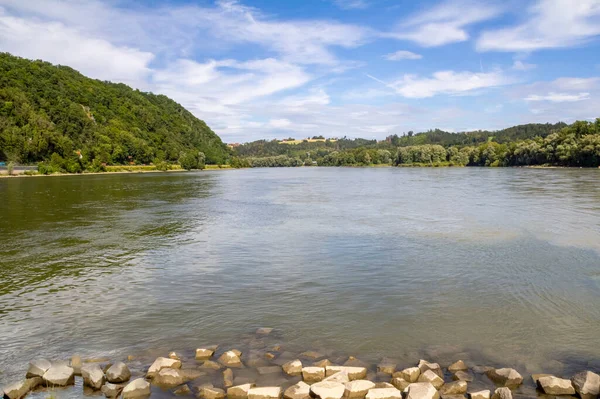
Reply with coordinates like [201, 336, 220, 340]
[525, 92, 590, 102]
[331, 0, 370, 10]
[512, 60, 537, 71]
[383, 50, 422, 61]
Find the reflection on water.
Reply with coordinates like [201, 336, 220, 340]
[1, 168, 600, 385]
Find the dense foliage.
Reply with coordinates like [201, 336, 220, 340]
[0, 53, 229, 171]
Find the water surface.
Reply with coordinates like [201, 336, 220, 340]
[1, 168, 600, 385]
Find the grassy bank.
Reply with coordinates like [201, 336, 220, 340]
[0, 164, 235, 178]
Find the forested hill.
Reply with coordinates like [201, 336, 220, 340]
[0, 53, 229, 167]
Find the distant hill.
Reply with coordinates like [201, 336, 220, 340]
[0, 53, 229, 167]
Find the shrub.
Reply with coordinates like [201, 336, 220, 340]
[7, 161, 14, 175]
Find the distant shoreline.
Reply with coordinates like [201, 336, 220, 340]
[0, 164, 233, 178]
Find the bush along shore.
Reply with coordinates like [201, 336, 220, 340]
[2, 329, 599, 399]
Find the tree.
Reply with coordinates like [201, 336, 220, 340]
[179, 151, 205, 170]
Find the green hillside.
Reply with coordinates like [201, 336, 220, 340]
[0, 53, 229, 170]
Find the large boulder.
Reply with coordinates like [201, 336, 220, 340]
[394, 368, 420, 383]
[284, 381, 311, 399]
[468, 390, 490, 399]
[418, 361, 443, 379]
[405, 383, 440, 399]
[248, 387, 282, 399]
[2, 378, 42, 399]
[326, 366, 367, 381]
[101, 382, 124, 398]
[572, 371, 600, 399]
[81, 363, 105, 390]
[310, 381, 346, 399]
[43, 364, 75, 386]
[122, 378, 151, 399]
[490, 388, 511, 399]
[484, 369, 522, 388]
[218, 351, 243, 368]
[418, 370, 444, 389]
[448, 361, 467, 373]
[154, 368, 184, 387]
[537, 376, 575, 395]
[344, 380, 376, 399]
[303, 367, 325, 382]
[147, 357, 181, 378]
[283, 360, 303, 376]
[106, 362, 131, 383]
[365, 388, 401, 399]
[196, 348, 216, 360]
[26, 359, 51, 378]
[439, 381, 467, 395]
[228, 383, 256, 399]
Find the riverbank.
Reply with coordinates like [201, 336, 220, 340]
[2, 328, 597, 399]
[0, 164, 233, 178]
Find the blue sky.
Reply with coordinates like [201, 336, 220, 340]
[0, 0, 599, 142]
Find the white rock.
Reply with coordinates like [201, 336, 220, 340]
[468, 390, 490, 399]
[395, 368, 421, 383]
[311, 381, 346, 399]
[196, 348, 215, 360]
[283, 359, 303, 376]
[26, 359, 51, 378]
[418, 361, 443, 379]
[202, 387, 225, 399]
[572, 371, 600, 399]
[326, 366, 368, 381]
[303, 366, 325, 382]
[365, 388, 401, 399]
[228, 383, 256, 399]
[154, 368, 184, 386]
[218, 351, 243, 368]
[284, 381, 311, 399]
[248, 387, 282, 399]
[344, 380, 376, 399]
[2, 378, 42, 399]
[168, 352, 180, 360]
[491, 388, 511, 399]
[43, 364, 75, 386]
[81, 363, 105, 390]
[418, 370, 444, 389]
[122, 378, 151, 399]
[537, 376, 575, 395]
[405, 383, 440, 399]
[485, 369, 522, 387]
[101, 382, 123, 398]
[439, 381, 467, 395]
[147, 357, 182, 378]
[106, 362, 131, 383]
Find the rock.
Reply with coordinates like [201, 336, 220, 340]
[101, 382, 124, 398]
[537, 376, 575, 395]
[439, 381, 467, 395]
[448, 361, 467, 373]
[196, 348, 215, 360]
[301, 351, 323, 360]
[365, 388, 402, 399]
[326, 366, 367, 381]
[180, 368, 206, 381]
[147, 357, 182, 378]
[310, 381, 346, 399]
[303, 367, 325, 382]
[2, 378, 42, 399]
[374, 383, 394, 389]
[418, 361, 443, 379]
[452, 372, 473, 382]
[344, 357, 369, 368]
[199, 360, 221, 370]
[572, 371, 600, 399]
[174, 385, 192, 396]
[471, 367, 492, 375]
[405, 382, 440, 399]
[224, 369, 234, 387]
[391, 378, 410, 391]
[43, 364, 75, 386]
[218, 351, 243, 368]
[284, 381, 311, 399]
[266, 353, 277, 360]
[122, 378, 151, 399]
[394, 368, 421, 383]
[258, 366, 282, 375]
[26, 359, 52, 378]
[468, 391, 490, 399]
[377, 362, 396, 375]
[315, 359, 334, 368]
[531, 374, 552, 384]
[418, 370, 444, 390]
[484, 369, 522, 388]
[324, 371, 350, 384]
[154, 368, 184, 387]
[71, 355, 83, 375]
[81, 363, 105, 390]
[229, 383, 256, 399]
[106, 362, 131, 383]
[256, 327, 274, 335]
[169, 352, 181, 360]
[490, 388, 511, 399]
[248, 387, 282, 399]
[202, 387, 226, 399]
[344, 380, 376, 399]
[283, 360, 303, 376]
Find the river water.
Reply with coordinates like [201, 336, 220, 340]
[1, 167, 600, 387]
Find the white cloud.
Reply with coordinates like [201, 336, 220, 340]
[512, 60, 537, 71]
[269, 118, 292, 128]
[332, 0, 370, 10]
[477, 0, 600, 52]
[387, 0, 503, 47]
[384, 50, 422, 61]
[525, 92, 590, 102]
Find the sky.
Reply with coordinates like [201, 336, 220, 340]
[0, 0, 599, 143]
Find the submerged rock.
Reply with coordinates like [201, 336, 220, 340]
[248, 387, 282, 399]
[101, 382, 124, 398]
[2, 378, 42, 399]
[202, 360, 222, 370]
[310, 381, 346, 399]
[224, 368, 234, 387]
[418, 361, 443, 379]
[537, 376, 575, 395]
[258, 366, 282, 375]
[315, 360, 334, 368]
[418, 370, 444, 389]
[468, 390, 490, 399]
[490, 388, 511, 399]
[26, 359, 51, 379]
[218, 351, 243, 368]
[284, 381, 311, 399]
[394, 367, 420, 383]
[43, 364, 75, 386]
[485, 369, 522, 388]
[106, 362, 131, 383]
[283, 360, 303, 376]
[173, 385, 192, 396]
[122, 378, 151, 399]
[256, 327, 274, 335]
[439, 381, 467, 395]
[301, 351, 323, 360]
[196, 348, 216, 360]
[377, 362, 396, 375]
[448, 361, 467, 373]
[365, 388, 401, 399]
[452, 371, 473, 382]
[147, 357, 182, 378]
[303, 367, 325, 382]
[326, 366, 367, 381]
[228, 383, 256, 399]
[404, 382, 439, 399]
[344, 380, 376, 399]
[571, 371, 600, 399]
[81, 363, 105, 390]
[169, 352, 181, 360]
